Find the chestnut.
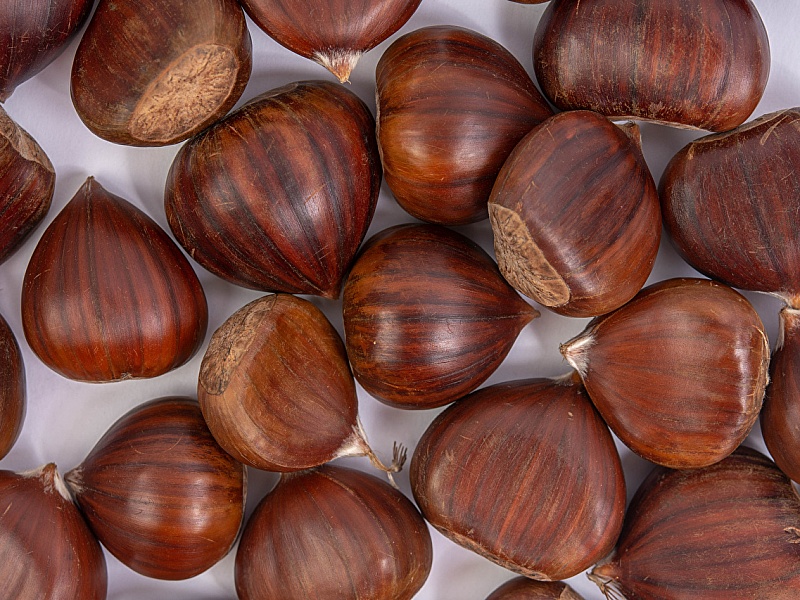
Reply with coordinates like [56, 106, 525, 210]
[71, 0, 252, 146]
[486, 578, 584, 600]
[0, 313, 24, 461]
[376, 26, 553, 225]
[533, 0, 770, 131]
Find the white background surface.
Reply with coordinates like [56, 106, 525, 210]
[1, 1, 797, 598]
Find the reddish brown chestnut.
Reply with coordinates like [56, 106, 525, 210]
[376, 26, 553, 225]
[591, 447, 800, 599]
[0, 313, 24, 461]
[561, 278, 769, 469]
[0, 464, 107, 599]
[0, 0, 94, 101]
[489, 112, 660, 317]
[0, 106, 55, 264]
[487, 578, 584, 600]
[411, 375, 626, 580]
[71, 0, 251, 146]
[166, 80, 380, 298]
[533, 0, 770, 131]
[661, 108, 800, 307]
[240, 0, 421, 82]
[22, 177, 208, 382]
[235, 464, 432, 600]
[65, 397, 246, 581]
[343, 224, 538, 409]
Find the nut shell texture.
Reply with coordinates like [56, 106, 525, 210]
[661, 108, 800, 307]
[0, 313, 24, 461]
[166, 80, 380, 298]
[22, 177, 208, 382]
[533, 0, 770, 131]
[235, 465, 432, 600]
[486, 578, 585, 600]
[377, 26, 553, 225]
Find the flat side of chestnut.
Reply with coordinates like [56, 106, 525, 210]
[0, 313, 25, 461]
[376, 25, 553, 225]
[235, 465, 432, 600]
[533, 0, 770, 131]
[591, 447, 800, 599]
[661, 108, 800, 306]
[71, 0, 252, 146]
[410, 376, 626, 581]
[486, 577, 585, 600]
[22, 177, 208, 382]
[0, 0, 94, 101]
[65, 397, 246, 581]
[489, 111, 660, 317]
[165, 80, 381, 298]
[342, 224, 538, 409]
[241, 0, 422, 82]
[562, 278, 769, 469]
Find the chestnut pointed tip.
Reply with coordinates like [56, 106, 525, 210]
[588, 564, 622, 600]
[560, 333, 593, 378]
[313, 49, 361, 83]
[21, 463, 73, 502]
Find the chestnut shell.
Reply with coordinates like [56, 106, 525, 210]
[486, 578, 584, 600]
[0, 313, 24, 461]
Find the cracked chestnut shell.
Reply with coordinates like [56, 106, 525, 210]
[561, 278, 769, 469]
[0, 313, 24, 461]
[71, 0, 252, 146]
[533, 0, 770, 131]
[487, 578, 584, 600]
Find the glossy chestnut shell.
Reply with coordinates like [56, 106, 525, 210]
[486, 578, 584, 600]
[0, 313, 24, 461]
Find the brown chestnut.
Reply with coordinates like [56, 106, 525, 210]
[165, 80, 380, 298]
[489, 111, 660, 317]
[343, 224, 538, 409]
[591, 447, 800, 599]
[22, 177, 208, 382]
[240, 0, 421, 83]
[561, 278, 769, 469]
[235, 464, 432, 600]
[376, 26, 553, 225]
[0, 0, 94, 101]
[533, 0, 770, 131]
[486, 578, 584, 600]
[0, 313, 24, 461]
[71, 0, 252, 146]
[411, 375, 625, 581]
[65, 397, 246, 581]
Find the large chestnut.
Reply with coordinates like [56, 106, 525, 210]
[376, 26, 553, 225]
[0, 313, 24, 461]
[166, 80, 380, 298]
[533, 0, 770, 131]
[343, 224, 538, 409]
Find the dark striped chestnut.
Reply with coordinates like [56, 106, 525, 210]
[0, 464, 107, 599]
[661, 108, 800, 307]
[376, 25, 553, 225]
[342, 224, 538, 409]
[590, 447, 800, 599]
[71, 0, 251, 146]
[235, 464, 432, 600]
[166, 80, 380, 298]
[21, 177, 208, 382]
[0, 313, 24, 461]
[0, 106, 55, 264]
[65, 397, 246, 581]
[489, 112, 660, 317]
[486, 578, 584, 600]
[411, 375, 625, 580]
[240, 0, 421, 83]
[561, 278, 769, 469]
[533, 0, 770, 131]
[0, 0, 94, 101]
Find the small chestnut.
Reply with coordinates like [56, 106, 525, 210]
[486, 578, 584, 600]
[0, 312, 24, 461]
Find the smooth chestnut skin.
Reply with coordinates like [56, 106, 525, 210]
[0, 464, 108, 600]
[236, 465, 432, 600]
[762, 307, 800, 484]
[487, 578, 584, 600]
[22, 177, 208, 382]
[0, 313, 24, 461]
[411, 376, 626, 581]
[343, 224, 539, 409]
[0, 0, 93, 101]
[591, 447, 800, 599]
[0, 106, 55, 264]
[533, 0, 770, 131]
[65, 397, 246, 581]
[562, 278, 770, 469]
[377, 26, 553, 225]
[240, 0, 421, 82]
[662, 108, 800, 308]
[71, 0, 251, 146]
[166, 80, 380, 298]
[489, 112, 660, 317]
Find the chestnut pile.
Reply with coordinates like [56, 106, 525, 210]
[0, 0, 798, 599]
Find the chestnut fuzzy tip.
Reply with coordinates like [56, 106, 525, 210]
[313, 49, 362, 83]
